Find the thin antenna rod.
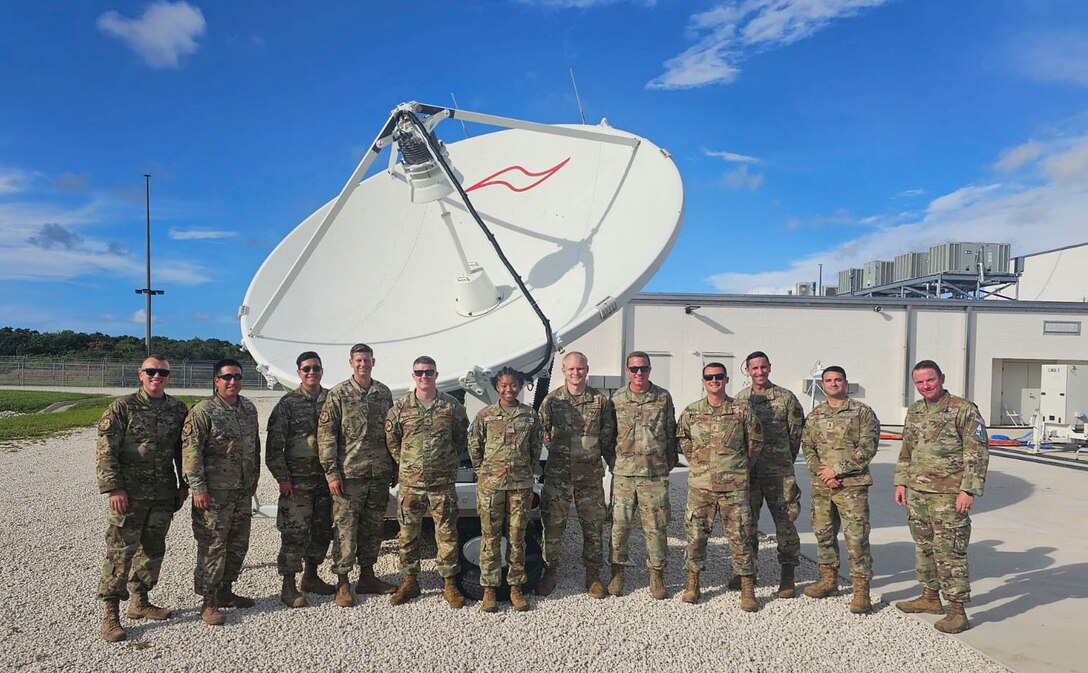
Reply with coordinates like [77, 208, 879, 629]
[450, 92, 470, 138]
[570, 68, 587, 125]
[135, 174, 163, 356]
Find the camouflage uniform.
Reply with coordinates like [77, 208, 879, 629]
[317, 377, 395, 575]
[736, 384, 804, 566]
[469, 402, 543, 587]
[386, 391, 469, 578]
[801, 398, 880, 579]
[265, 385, 332, 577]
[677, 397, 763, 576]
[539, 385, 616, 572]
[182, 395, 261, 597]
[609, 384, 678, 570]
[96, 389, 188, 601]
[896, 393, 989, 602]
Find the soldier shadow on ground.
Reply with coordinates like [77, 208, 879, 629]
[957, 541, 1086, 625]
[120, 605, 203, 640]
[839, 462, 1035, 532]
[869, 540, 1076, 629]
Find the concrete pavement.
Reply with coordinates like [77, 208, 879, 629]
[762, 440, 1088, 673]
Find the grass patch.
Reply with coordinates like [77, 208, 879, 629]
[0, 390, 107, 413]
[0, 399, 112, 441]
[0, 392, 206, 442]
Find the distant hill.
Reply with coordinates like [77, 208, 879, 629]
[0, 327, 255, 363]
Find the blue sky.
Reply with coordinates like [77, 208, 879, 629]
[2, 0, 1087, 342]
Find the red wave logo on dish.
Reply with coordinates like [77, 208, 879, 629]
[464, 157, 570, 193]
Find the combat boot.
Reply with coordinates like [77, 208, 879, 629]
[681, 571, 700, 604]
[388, 575, 421, 606]
[355, 565, 397, 594]
[778, 564, 796, 598]
[586, 566, 607, 599]
[280, 575, 306, 608]
[300, 561, 336, 595]
[509, 585, 530, 612]
[607, 564, 625, 597]
[728, 573, 753, 591]
[739, 575, 759, 612]
[100, 599, 126, 642]
[217, 583, 255, 608]
[479, 587, 498, 613]
[335, 574, 355, 608]
[803, 564, 839, 599]
[200, 595, 225, 626]
[536, 565, 558, 596]
[849, 577, 872, 614]
[127, 591, 172, 620]
[935, 601, 970, 633]
[649, 568, 667, 600]
[443, 578, 465, 609]
[895, 586, 943, 614]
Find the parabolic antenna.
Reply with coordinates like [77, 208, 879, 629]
[240, 102, 683, 400]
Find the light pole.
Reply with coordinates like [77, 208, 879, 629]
[134, 174, 163, 356]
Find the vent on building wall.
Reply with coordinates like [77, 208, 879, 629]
[1043, 321, 1081, 336]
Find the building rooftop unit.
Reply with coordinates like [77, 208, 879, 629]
[845, 270, 1021, 299]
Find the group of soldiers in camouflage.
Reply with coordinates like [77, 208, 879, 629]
[95, 344, 988, 640]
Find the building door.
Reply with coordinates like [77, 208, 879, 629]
[999, 360, 1042, 425]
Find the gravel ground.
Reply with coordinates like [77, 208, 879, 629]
[0, 396, 1009, 673]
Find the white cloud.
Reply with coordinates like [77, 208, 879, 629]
[648, 0, 890, 89]
[786, 208, 856, 230]
[706, 132, 1088, 293]
[155, 260, 212, 284]
[1043, 143, 1088, 183]
[97, 1, 207, 69]
[704, 148, 761, 163]
[0, 168, 33, 194]
[994, 140, 1043, 173]
[896, 188, 926, 198]
[0, 173, 211, 285]
[168, 227, 237, 240]
[1014, 30, 1088, 87]
[131, 309, 162, 324]
[926, 184, 1001, 214]
[724, 164, 764, 190]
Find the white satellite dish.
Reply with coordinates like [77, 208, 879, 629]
[240, 102, 683, 401]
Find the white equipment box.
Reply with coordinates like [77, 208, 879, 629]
[1039, 364, 1088, 425]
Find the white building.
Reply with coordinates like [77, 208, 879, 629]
[550, 293, 1088, 427]
[1014, 242, 1088, 302]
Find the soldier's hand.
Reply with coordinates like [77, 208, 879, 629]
[817, 466, 837, 484]
[954, 491, 974, 513]
[894, 485, 908, 507]
[174, 485, 189, 512]
[109, 489, 128, 514]
[328, 479, 344, 497]
[193, 492, 211, 510]
[279, 480, 295, 498]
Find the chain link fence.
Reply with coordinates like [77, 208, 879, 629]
[0, 356, 279, 390]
